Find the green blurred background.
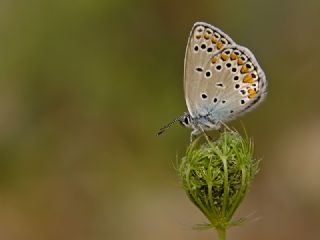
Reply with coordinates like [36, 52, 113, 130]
[1, 0, 320, 239]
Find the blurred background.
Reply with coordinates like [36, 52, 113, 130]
[0, 0, 320, 239]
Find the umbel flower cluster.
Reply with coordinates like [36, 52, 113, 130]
[178, 131, 259, 240]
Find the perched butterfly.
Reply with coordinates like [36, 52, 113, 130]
[158, 22, 267, 140]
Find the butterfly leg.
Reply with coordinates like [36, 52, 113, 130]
[198, 126, 212, 143]
[219, 121, 235, 133]
[190, 128, 201, 143]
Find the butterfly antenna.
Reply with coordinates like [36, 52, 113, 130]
[157, 116, 182, 136]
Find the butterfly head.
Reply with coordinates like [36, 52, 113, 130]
[179, 112, 193, 129]
[157, 112, 193, 136]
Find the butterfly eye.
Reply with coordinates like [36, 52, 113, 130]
[179, 115, 191, 127]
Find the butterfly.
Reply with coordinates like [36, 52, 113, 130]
[157, 22, 267, 140]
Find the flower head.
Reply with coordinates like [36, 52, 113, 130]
[178, 130, 259, 231]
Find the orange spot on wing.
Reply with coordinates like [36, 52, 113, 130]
[243, 74, 254, 83]
[238, 58, 245, 65]
[230, 53, 238, 60]
[240, 65, 249, 73]
[217, 42, 224, 49]
[221, 53, 229, 61]
[211, 56, 219, 64]
[211, 37, 218, 43]
[248, 89, 257, 98]
[204, 34, 210, 40]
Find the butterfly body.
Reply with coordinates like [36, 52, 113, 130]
[158, 22, 267, 139]
[179, 112, 220, 136]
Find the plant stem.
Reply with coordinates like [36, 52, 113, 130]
[217, 228, 226, 240]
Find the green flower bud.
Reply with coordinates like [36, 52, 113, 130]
[178, 130, 260, 239]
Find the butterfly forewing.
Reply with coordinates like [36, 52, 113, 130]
[184, 22, 267, 124]
[184, 22, 234, 117]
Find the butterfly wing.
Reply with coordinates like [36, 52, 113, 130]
[184, 22, 267, 124]
[184, 22, 235, 118]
